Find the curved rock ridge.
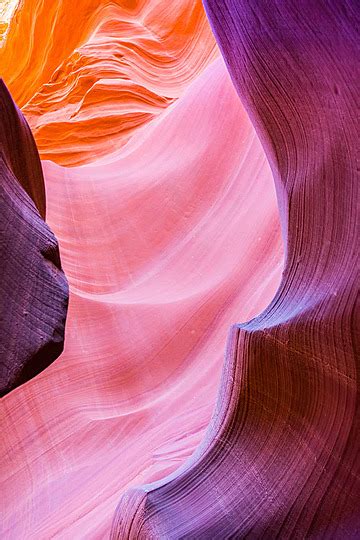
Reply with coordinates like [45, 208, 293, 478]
[112, 1, 360, 538]
[0, 0, 218, 165]
[0, 58, 283, 537]
[0, 80, 68, 397]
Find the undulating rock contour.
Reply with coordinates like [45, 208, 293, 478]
[1, 58, 283, 538]
[0, 0, 218, 165]
[112, 1, 360, 537]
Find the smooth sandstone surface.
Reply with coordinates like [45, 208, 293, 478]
[112, 1, 360, 538]
[1, 0, 358, 538]
[1, 55, 283, 537]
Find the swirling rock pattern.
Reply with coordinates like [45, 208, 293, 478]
[1, 0, 358, 538]
[0, 0, 218, 165]
[0, 80, 68, 396]
[112, 1, 360, 538]
[1, 57, 283, 537]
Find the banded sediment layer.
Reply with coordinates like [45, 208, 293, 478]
[112, 1, 360, 538]
[1, 1, 358, 538]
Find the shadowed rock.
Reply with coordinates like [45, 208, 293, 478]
[0, 80, 68, 397]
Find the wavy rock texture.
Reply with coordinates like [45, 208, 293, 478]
[1, 57, 283, 537]
[0, 80, 68, 397]
[0, 0, 218, 165]
[112, 1, 360, 538]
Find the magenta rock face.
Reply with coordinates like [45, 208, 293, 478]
[0, 80, 68, 397]
[112, 2, 359, 538]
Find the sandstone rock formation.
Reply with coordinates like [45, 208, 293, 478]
[0, 80, 68, 397]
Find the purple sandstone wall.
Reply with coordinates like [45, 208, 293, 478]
[111, 1, 360, 537]
[0, 80, 68, 397]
